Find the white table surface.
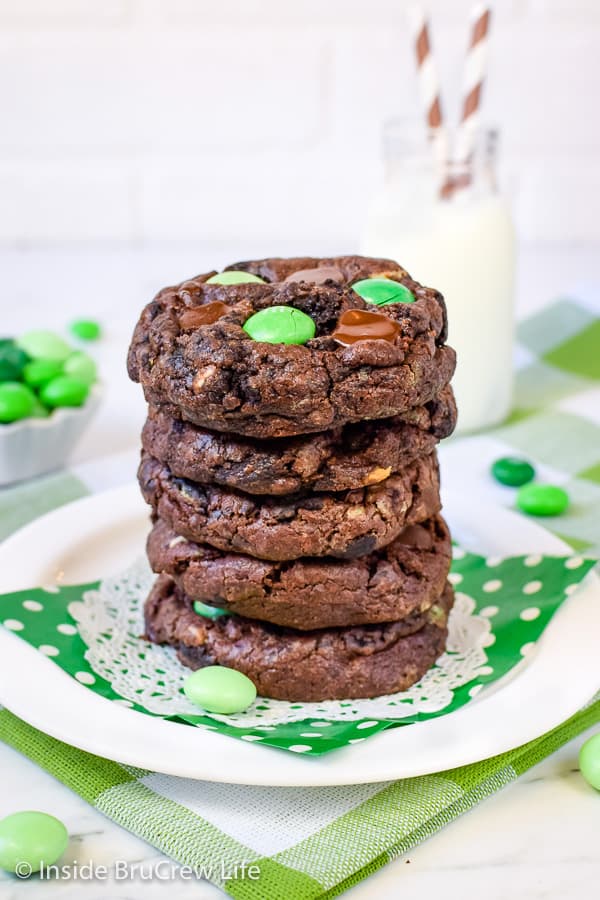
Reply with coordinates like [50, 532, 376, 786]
[0, 242, 599, 899]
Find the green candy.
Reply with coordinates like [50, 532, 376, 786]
[183, 666, 257, 714]
[63, 352, 97, 386]
[491, 456, 535, 487]
[206, 271, 265, 285]
[579, 733, 600, 790]
[0, 382, 36, 423]
[69, 319, 101, 341]
[0, 810, 68, 874]
[516, 483, 569, 517]
[352, 278, 415, 306]
[193, 600, 229, 620]
[40, 376, 89, 409]
[243, 306, 316, 345]
[0, 341, 29, 382]
[23, 358, 63, 389]
[17, 330, 71, 363]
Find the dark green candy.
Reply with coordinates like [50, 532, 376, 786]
[491, 456, 535, 487]
[243, 306, 316, 345]
[352, 278, 415, 306]
[193, 600, 229, 620]
[516, 484, 569, 517]
[0, 341, 29, 382]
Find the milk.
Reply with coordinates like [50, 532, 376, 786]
[362, 183, 516, 433]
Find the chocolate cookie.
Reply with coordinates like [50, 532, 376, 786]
[147, 515, 452, 629]
[141, 385, 456, 496]
[138, 452, 441, 561]
[144, 575, 454, 701]
[127, 255, 455, 438]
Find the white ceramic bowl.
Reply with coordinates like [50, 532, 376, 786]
[0, 383, 102, 486]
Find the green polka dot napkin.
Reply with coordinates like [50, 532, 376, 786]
[0, 297, 599, 898]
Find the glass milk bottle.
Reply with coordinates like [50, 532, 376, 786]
[361, 120, 516, 434]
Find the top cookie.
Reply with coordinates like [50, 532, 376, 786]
[128, 255, 455, 438]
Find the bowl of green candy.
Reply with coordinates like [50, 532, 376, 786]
[0, 323, 102, 485]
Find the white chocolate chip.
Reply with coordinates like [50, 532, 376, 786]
[193, 364, 217, 393]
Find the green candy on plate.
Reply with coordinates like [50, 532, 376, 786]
[516, 483, 569, 517]
[352, 278, 415, 306]
[63, 352, 97, 386]
[183, 666, 257, 714]
[0, 382, 36, 423]
[243, 306, 316, 345]
[17, 330, 71, 363]
[0, 810, 68, 874]
[206, 271, 265, 285]
[491, 456, 535, 487]
[69, 319, 101, 341]
[40, 376, 89, 409]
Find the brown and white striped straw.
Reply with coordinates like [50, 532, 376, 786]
[455, 4, 492, 164]
[409, 6, 449, 171]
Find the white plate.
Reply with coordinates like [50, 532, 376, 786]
[0, 484, 598, 786]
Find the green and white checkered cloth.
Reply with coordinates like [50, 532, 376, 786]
[0, 297, 599, 899]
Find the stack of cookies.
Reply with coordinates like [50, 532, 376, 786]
[127, 255, 457, 702]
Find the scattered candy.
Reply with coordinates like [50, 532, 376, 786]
[69, 319, 101, 341]
[332, 309, 401, 346]
[183, 666, 257, 714]
[206, 271, 266, 285]
[491, 456, 535, 487]
[517, 483, 569, 517]
[579, 733, 600, 790]
[0, 382, 36, 423]
[40, 376, 89, 409]
[0, 341, 28, 382]
[193, 600, 229, 620]
[63, 352, 97, 386]
[22, 358, 63, 390]
[352, 278, 415, 306]
[0, 810, 68, 874]
[180, 302, 228, 329]
[16, 330, 71, 363]
[243, 306, 316, 345]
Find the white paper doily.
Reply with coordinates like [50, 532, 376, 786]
[69, 559, 491, 728]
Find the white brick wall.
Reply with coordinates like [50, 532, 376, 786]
[0, 0, 598, 245]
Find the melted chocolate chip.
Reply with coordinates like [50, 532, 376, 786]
[284, 266, 344, 285]
[396, 524, 434, 550]
[332, 309, 400, 346]
[179, 302, 228, 330]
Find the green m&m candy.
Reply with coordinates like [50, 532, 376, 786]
[516, 483, 569, 517]
[243, 306, 316, 345]
[183, 666, 257, 714]
[0, 382, 36, 423]
[0, 810, 68, 874]
[69, 319, 101, 341]
[16, 330, 71, 363]
[206, 271, 266, 285]
[63, 352, 97, 386]
[352, 278, 415, 306]
[193, 600, 229, 620]
[491, 456, 535, 487]
[579, 733, 600, 790]
[0, 341, 29, 381]
[23, 358, 63, 390]
[40, 376, 89, 409]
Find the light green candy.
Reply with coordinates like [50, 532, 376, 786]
[16, 330, 71, 363]
[0, 382, 36, 423]
[23, 358, 63, 390]
[352, 278, 415, 306]
[193, 600, 229, 620]
[580, 733, 600, 790]
[206, 271, 265, 285]
[40, 376, 89, 409]
[0, 811, 68, 874]
[183, 666, 257, 714]
[63, 352, 97, 386]
[243, 306, 316, 345]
